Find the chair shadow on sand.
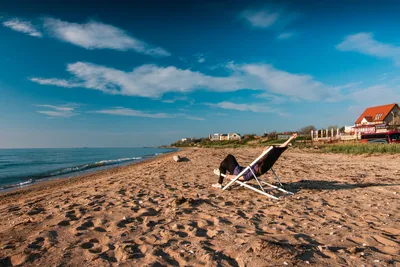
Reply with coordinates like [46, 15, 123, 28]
[175, 156, 190, 162]
[282, 179, 400, 193]
[178, 157, 190, 162]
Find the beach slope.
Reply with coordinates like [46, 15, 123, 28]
[0, 148, 399, 266]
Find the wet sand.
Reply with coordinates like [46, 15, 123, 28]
[0, 147, 399, 266]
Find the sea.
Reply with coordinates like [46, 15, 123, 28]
[0, 147, 177, 191]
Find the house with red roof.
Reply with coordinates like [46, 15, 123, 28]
[354, 103, 400, 134]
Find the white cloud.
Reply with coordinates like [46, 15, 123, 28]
[35, 104, 77, 117]
[161, 96, 188, 103]
[92, 107, 204, 120]
[206, 101, 288, 116]
[207, 101, 269, 112]
[346, 84, 400, 106]
[255, 92, 290, 104]
[240, 6, 298, 29]
[344, 84, 400, 122]
[333, 81, 362, 92]
[194, 53, 207, 63]
[3, 18, 42, 37]
[30, 61, 334, 101]
[378, 72, 392, 81]
[241, 9, 280, 28]
[277, 32, 294, 40]
[29, 61, 243, 98]
[232, 63, 333, 101]
[336, 32, 400, 66]
[181, 114, 205, 121]
[29, 78, 81, 88]
[43, 18, 170, 56]
[93, 107, 171, 118]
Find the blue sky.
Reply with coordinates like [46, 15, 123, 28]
[1, 0, 400, 148]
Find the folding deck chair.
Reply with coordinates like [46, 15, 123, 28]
[216, 146, 294, 200]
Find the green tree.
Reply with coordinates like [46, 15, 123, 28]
[298, 125, 316, 135]
[267, 131, 277, 139]
[327, 125, 339, 131]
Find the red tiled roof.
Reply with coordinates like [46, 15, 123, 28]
[355, 103, 399, 125]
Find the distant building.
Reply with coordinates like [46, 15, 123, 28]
[181, 138, 193, 142]
[228, 133, 241, 141]
[354, 103, 400, 134]
[209, 132, 242, 141]
[209, 133, 220, 141]
[344, 126, 355, 134]
[277, 134, 292, 139]
[220, 134, 229, 141]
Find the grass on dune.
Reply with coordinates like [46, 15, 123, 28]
[172, 137, 400, 154]
[320, 143, 400, 154]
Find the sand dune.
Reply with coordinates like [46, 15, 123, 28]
[0, 148, 399, 266]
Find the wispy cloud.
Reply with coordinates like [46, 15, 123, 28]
[161, 96, 188, 103]
[2, 16, 169, 56]
[93, 107, 171, 118]
[194, 53, 207, 63]
[345, 83, 400, 120]
[378, 72, 392, 81]
[92, 107, 204, 120]
[30, 61, 335, 101]
[29, 78, 81, 88]
[180, 114, 205, 121]
[230, 63, 333, 101]
[2, 18, 42, 37]
[241, 9, 280, 28]
[240, 6, 298, 29]
[277, 32, 294, 40]
[35, 104, 78, 117]
[255, 92, 290, 104]
[333, 81, 363, 92]
[43, 18, 170, 56]
[336, 32, 400, 66]
[29, 61, 242, 98]
[206, 101, 289, 116]
[346, 84, 400, 106]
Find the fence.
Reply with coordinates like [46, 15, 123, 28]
[311, 128, 359, 142]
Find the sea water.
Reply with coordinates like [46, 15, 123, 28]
[0, 147, 176, 191]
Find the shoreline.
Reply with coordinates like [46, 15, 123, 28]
[0, 148, 181, 203]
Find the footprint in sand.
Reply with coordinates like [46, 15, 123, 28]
[65, 210, 79, 221]
[152, 247, 180, 266]
[117, 217, 135, 228]
[373, 235, 399, 247]
[27, 207, 45, 216]
[27, 237, 45, 250]
[7, 205, 21, 212]
[82, 242, 94, 249]
[122, 242, 145, 259]
[138, 208, 159, 216]
[57, 220, 70, 226]
[216, 217, 232, 226]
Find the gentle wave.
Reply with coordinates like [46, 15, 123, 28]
[47, 156, 143, 176]
[0, 156, 146, 191]
[0, 179, 34, 190]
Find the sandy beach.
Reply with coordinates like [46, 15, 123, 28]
[0, 147, 399, 266]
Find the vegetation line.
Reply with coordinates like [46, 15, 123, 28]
[320, 143, 400, 154]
